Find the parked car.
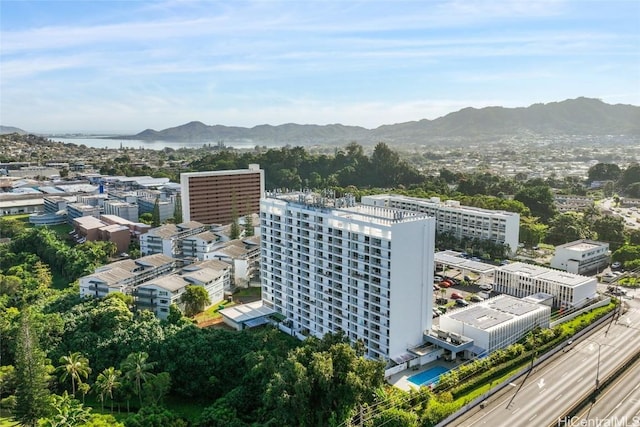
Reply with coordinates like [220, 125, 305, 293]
[470, 294, 483, 302]
[434, 275, 444, 282]
[433, 283, 441, 291]
[479, 283, 493, 291]
[611, 261, 622, 269]
[455, 299, 469, 307]
[450, 292, 464, 300]
[440, 280, 453, 288]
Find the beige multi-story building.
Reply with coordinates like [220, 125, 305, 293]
[180, 165, 264, 226]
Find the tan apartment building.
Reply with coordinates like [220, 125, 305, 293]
[180, 164, 264, 226]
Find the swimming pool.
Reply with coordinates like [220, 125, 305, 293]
[407, 365, 449, 387]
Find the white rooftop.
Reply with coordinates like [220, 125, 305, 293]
[219, 301, 275, 323]
[499, 261, 594, 287]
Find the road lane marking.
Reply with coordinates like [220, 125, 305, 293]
[576, 376, 583, 383]
[555, 393, 563, 401]
[528, 414, 537, 422]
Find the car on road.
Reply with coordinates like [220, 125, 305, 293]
[450, 292, 464, 300]
[479, 283, 493, 291]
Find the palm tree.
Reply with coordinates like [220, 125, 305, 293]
[94, 367, 122, 412]
[120, 352, 156, 407]
[56, 352, 91, 396]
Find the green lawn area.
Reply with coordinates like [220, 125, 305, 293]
[4, 213, 73, 238]
[233, 286, 261, 298]
[193, 300, 237, 324]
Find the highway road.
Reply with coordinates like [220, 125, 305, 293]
[453, 301, 640, 427]
[571, 357, 640, 427]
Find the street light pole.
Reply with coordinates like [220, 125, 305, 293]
[584, 339, 611, 394]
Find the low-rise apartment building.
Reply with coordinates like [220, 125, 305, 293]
[135, 259, 231, 319]
[79, 253, 178, 299]
[140, 221, 207, 257]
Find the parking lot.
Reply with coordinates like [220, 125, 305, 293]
[431, 267, 500, 317]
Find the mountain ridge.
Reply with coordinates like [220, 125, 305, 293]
[25, 97, 640, 144]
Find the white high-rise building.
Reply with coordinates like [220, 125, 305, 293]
[361, 194, 520, 255]
[260, 192, 436, 361]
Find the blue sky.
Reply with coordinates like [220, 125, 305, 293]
[1, 0, 639, 133]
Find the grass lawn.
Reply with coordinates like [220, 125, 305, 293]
[4, 213, 73, 238]
[233, 286, 261, 298]
[193, 300, 237, 324]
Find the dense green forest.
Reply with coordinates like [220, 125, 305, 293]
[0, 227, 460, 426]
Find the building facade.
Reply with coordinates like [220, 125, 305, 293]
[260, 192, 436, 361]
[104, 200, 139, 222]
[439, 295, 551, 355]
[550, 239, 609, 275]
[140, 221, 207, 257]
[135, 260, 230, 319]
[493, 262, 598, 308]
[79, 254, 178, 299]
[361, 194, 520, 255]
[66, 203, 101, 225]
[180, 165, 264, 226]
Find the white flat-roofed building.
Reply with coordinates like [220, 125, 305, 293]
[261, 192, 436, 361]
[361, 194, 519, 255]
[104, 200, 139, 223]
[494, 262, 597, 308]
[136, 190, 175, 223]
[0, 196, 44, 216]
[67, 203, 101, 225]
[554, 195, 595, 213]
[550, 239, 609, 275]
[439, 295, 551, 355]
[140, 221, 207, 257]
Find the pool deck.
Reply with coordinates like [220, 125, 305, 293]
[387, 359, 463, 391]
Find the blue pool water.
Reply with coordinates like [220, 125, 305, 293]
[407, 365, 449, 387]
